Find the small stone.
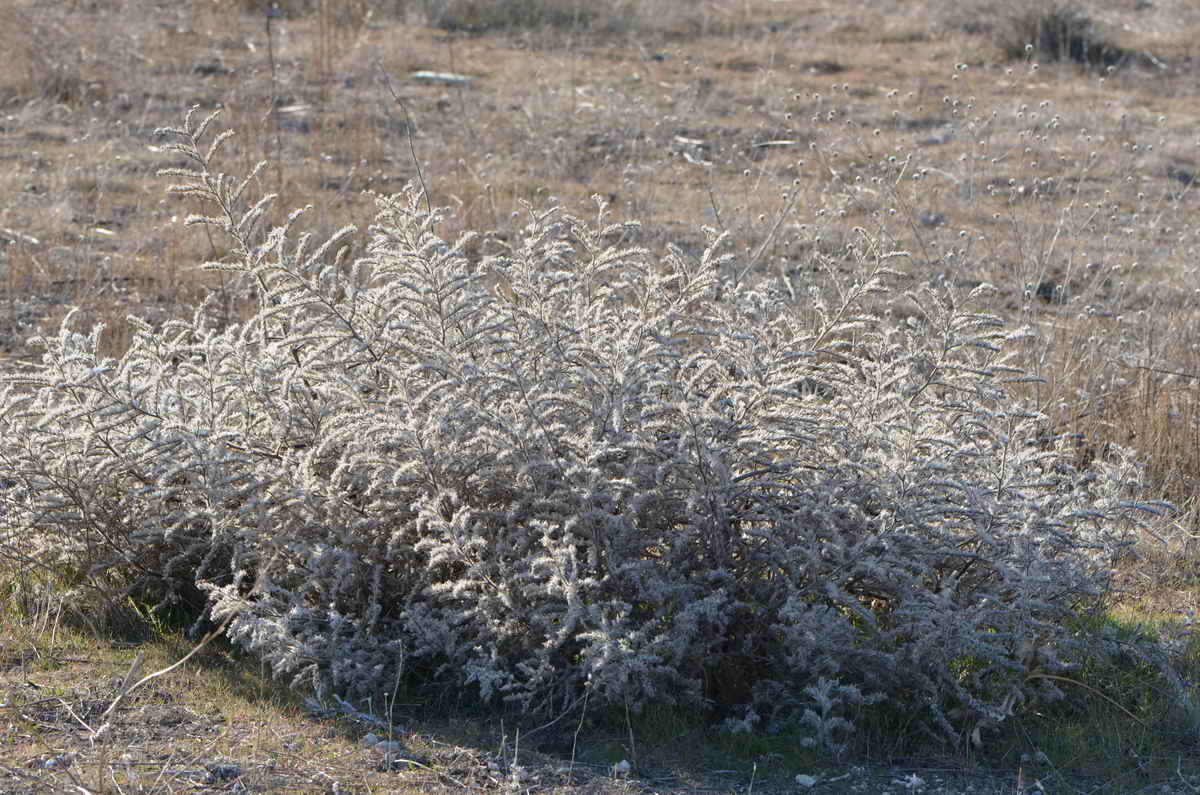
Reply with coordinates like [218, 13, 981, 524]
[410, 71, 472, 87]
[193, 61, 232, 77]
[206, 763, 242, 783]
[1167, 165, 1195, 186]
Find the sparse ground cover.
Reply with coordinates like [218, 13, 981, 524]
[9, 621, 1188, 793]
[1, 0, 1199, 792]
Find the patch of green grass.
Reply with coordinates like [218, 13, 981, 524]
[960, 610, 1200, 789]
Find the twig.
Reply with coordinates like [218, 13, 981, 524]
[265, 2, 283, 197]
[0, 697, 62, 711]
[57, 697, 93, 733]
[1178, 756, 1200, 793]
[1025, 672, 1146, 727]
[624, 697, 636, 768]
[378, 67, 433, 226]
[445, 36, 476, 143]
[736, 186, 802, 287]
[570, 688, 590, 782]
[98, 615, 231, 723]
[1119, 358, 1200, 381]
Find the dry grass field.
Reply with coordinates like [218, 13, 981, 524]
[2, 0, 1200, 791]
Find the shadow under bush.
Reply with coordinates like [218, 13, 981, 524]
[0, 108, 1183, 752]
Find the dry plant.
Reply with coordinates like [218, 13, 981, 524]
[1, 1, 1199, 792]
[0, 101, 1181, 755]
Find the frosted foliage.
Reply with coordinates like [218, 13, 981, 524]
[0, 110, 1169, 745]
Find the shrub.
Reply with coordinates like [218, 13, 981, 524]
[421, 0, 613, 34]
[993, 4, 1128, 69]
[0, 108, 1178, 749]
